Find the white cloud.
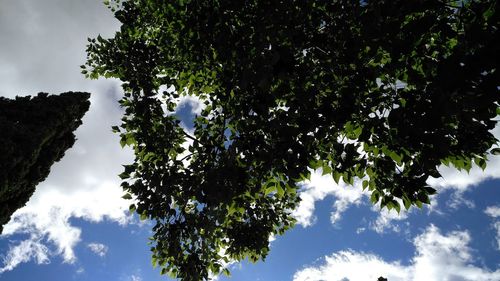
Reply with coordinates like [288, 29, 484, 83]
[356, 227, 366, 234]
[369, 205, 409, 234]
[485, 206, 500, 218]
[1, 178, 131, 266]
[130, 274, 142, 281]
[293, 170, 411, 234]
[0, 0, 120, 97]
[485, 206, 500, 251]
[293, 169, 413, 236]
[293, 225, 500, 281]
[177, 95, 205, 116]
[293, 170, 368, 227]
[293, 250, 408, 281]
[491, 222, 500, 252]
[87, 243, 109, 257]
[0, 239, 50, 273]
[0, 0, 135, 273]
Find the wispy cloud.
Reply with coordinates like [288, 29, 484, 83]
[293, 169, 413, 235]
[369, 205, 410, 234]
[293, 169, 368, 227]
[87, 243, 109, 257]
[485, 205, 500, 251]
[0, 239, 50, 273]
[485, 206, 500, 218]
[130, 275, 142, 281]
[0, 154, 133, 269]
[293, 225, 500, 281]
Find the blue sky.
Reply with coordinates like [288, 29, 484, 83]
[1, 1, 499, 281]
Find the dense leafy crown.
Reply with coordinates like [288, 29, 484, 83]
[85, 0, 499, 279]
[0, 92, 91, 233]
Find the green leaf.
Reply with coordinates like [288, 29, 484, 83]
[479, 158, 487, 170]
[309, 160, 321, 170]
[264, 184, 275, 195]
[393, 201, 401, 213]
[129, 204, 136, 213]
[362, 180, 369, 190]
[119, 137, 126, 148]
[483, 5, 494, 20]
[415, 200, 423, 208]
[440, 158, 450, 166]
[370, 191, 380, 204]
[126, 135, 135, 146]
[403, 197, 411, 210]
[276, 183, 285, 198]
[332, 171, 341, 184]
[122, 193, 133, 200]
[321, 165, 332, 176]
[222, 268, 231, 276]
[118, 171, 130, 180]
[227, 204, 236, 216]
[389, 151, 402, 165]
[424, 186, 437, 195]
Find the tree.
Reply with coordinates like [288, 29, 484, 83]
[84, 0, 499, 279]
[0, 92, 91, 233]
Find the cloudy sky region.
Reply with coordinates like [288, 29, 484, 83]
[1, 1, 499, 281]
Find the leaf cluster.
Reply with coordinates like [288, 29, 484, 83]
[84, 0, 499, 279]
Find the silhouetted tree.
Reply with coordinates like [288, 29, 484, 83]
[84, 0, 499, 279]
[0, 92, 91, 233]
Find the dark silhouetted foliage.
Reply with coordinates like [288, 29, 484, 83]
[0, 92, 91, 233]
[84, 0, 499, 279]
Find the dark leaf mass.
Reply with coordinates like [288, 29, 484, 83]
[0, 92, 91, 233]
[84, 0, 499, 279]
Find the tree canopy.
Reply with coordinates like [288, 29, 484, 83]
[0, 92, 90, 233]
[84, 0, 499, 279]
